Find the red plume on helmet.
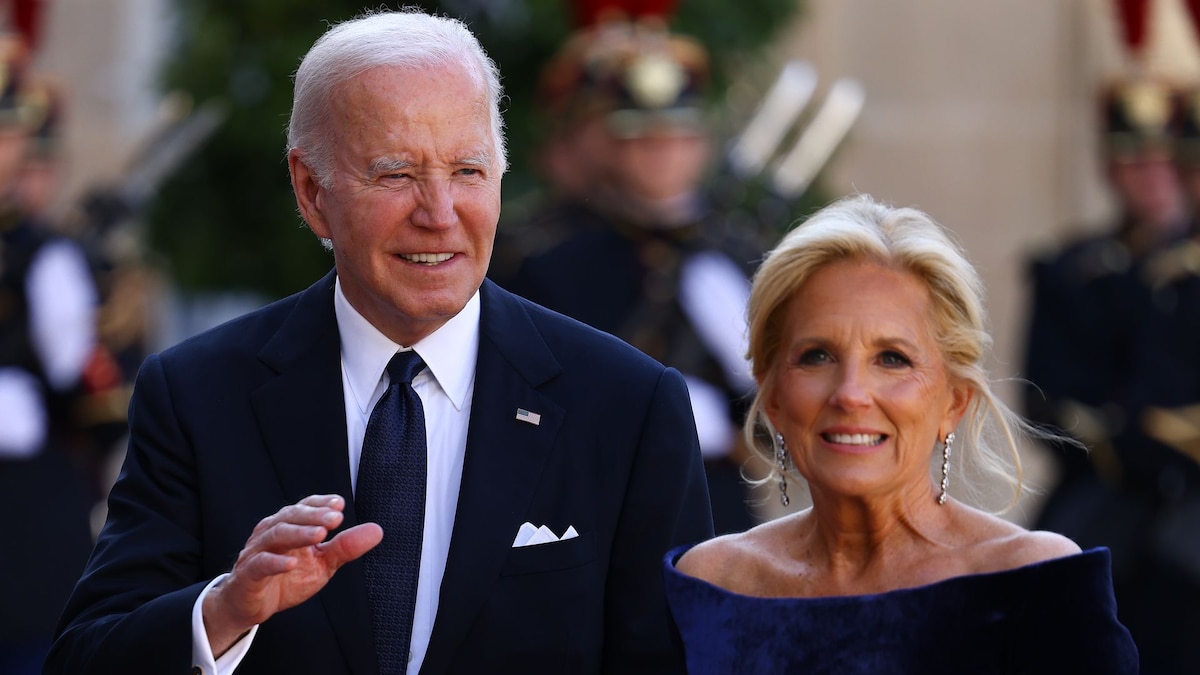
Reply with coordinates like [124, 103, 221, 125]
[1181, 0, 1200, 47]
[572, 0, 680, 27]
[1112, 0, 1151, 59]
[7, 0, 48, 53]
[539, 0, 707, 139]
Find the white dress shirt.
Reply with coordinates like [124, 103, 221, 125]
[192, 278, 479, 675]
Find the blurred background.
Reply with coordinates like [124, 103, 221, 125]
[28, 0, 1196, 517]
[5, 0, 1200, 672]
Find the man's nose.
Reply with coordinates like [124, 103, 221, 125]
[412, 179, 455, 229]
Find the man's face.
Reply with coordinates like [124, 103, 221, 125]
[1108, 150, 1184, 233]
[291, 62, 502, 346]
[606, 128, 709, 203]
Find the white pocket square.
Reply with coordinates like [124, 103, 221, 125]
[512, 522, 579, 547]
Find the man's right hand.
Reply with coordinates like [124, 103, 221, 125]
[201, 494, 382, 657]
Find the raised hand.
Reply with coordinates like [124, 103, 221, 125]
[201, 494, 382, 656]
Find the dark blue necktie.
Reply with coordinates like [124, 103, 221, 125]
[357, 350, 426, 675]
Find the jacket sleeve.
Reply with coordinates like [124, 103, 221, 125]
[601, 366, 714, 674]
[45, 353, 209, 674]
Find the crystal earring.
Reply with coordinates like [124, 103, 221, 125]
[938, 432, 955, 505]
[775, 432, 790, 507]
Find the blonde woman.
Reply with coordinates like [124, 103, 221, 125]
[665, 195, 1137, 674]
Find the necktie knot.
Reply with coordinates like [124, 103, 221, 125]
[387, 350, 425, 386]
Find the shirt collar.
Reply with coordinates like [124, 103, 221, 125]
[334, 277, 480, 415]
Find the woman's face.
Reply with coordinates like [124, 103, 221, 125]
[763, 259, 970, 503]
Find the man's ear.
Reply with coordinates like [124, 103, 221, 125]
[289, 149, 329, 240]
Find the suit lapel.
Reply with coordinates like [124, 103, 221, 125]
[250, 270, 377, 675]
[252, 271, 353, 511]
[420, 281, 564, 674]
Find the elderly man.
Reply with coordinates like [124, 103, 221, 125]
[46, 9, 712, 675]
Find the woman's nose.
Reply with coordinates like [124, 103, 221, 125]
[828, 364, 871, 409]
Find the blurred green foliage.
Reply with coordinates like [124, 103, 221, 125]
[149, 0, 804, 297]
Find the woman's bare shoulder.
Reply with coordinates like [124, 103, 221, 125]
[676, 517, 795, 587]
[960, 510, 1082, 572]
[675, 533, 753, 583]
[998, 528, 1083, 567]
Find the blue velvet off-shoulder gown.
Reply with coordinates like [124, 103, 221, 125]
[664, 544, 1139, 674]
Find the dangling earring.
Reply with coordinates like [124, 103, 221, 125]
[775, 432, 790, 507]
[938, 432, 955, 505]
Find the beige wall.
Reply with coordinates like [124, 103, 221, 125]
[745, 0, 1200, 523]
[30, 0, 172, 219]
[785, 1, 1089, 415]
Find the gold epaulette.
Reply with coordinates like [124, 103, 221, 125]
[1058, 399, 1124, 484]
[1142, 238, 1200, 290]
[1141, 404, 1200, 468]
[73, 384, 133, 429]
[1070, 238, 1131, 284]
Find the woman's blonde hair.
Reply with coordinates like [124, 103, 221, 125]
[745, 194, 1051, 509]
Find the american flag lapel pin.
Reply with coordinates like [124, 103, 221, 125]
[515, 408, 542, 426]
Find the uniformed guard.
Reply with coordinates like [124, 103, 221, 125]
[1023, 76, 1200, 673]
[1116, 81, 1200, 674]
[498, 8, 763, 535]
[0, 31, 105, 674]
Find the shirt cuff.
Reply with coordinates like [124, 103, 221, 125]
[191, 573, 259, 675]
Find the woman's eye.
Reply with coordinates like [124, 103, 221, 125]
[879, 350, 912, 367]
[797, 349, 830, 366]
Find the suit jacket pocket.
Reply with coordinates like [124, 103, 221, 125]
[501, 532, 597, 577]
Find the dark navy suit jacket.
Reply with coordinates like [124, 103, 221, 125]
[46, 272, 714, 674]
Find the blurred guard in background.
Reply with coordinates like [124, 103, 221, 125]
[1023, 77, 1199, 674]
[1113, 82, 1200, 675]
[0, 31, 103, 674]
[498, 3, 761, 535]
[21, 73, 133, 528]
